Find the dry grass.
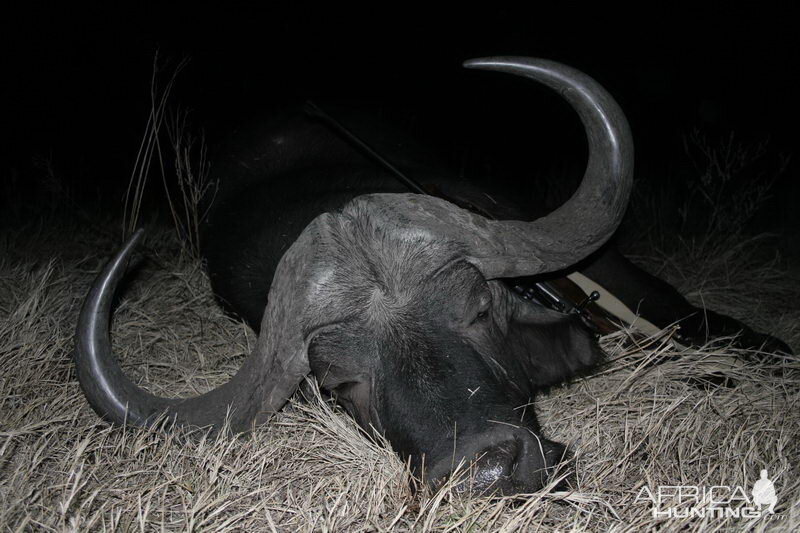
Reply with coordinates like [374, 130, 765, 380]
[629, 231, 799, 351]
[1, 222, 798, 532]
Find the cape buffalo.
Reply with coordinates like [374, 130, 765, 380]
[75, 57, 787, 495]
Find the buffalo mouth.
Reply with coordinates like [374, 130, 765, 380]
[421, 426, 569, 495]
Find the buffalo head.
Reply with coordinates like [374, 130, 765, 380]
[74, 57, 633, 495]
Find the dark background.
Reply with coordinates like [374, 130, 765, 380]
[4, 4, 798, 240]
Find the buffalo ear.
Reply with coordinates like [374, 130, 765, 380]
[508, 302, 603, 388]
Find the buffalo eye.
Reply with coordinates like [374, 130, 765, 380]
[470, 296, 492, 326]
[334, 381, 358, 395]
[330, 381, 359, 409]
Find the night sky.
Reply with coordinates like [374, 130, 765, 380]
[5, 5, 798, 234]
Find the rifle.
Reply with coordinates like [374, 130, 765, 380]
[305, 102, 624, 336]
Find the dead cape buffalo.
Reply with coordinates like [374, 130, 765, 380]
[75, 57, 788, 495]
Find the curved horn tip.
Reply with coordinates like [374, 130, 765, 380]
[126, 228, 146, 248]
[110, 228, 146, 263]
[463, 56, 541, 70]
[105, 228, 146, 274]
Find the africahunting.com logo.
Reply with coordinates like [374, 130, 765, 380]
[635, 469, 781, 520]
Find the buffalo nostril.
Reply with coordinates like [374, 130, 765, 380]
[431, 432, 568, 495]
[470, 439, 521, 493]
[469, 434, 567, 495]
[514, 434, 568, 489]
